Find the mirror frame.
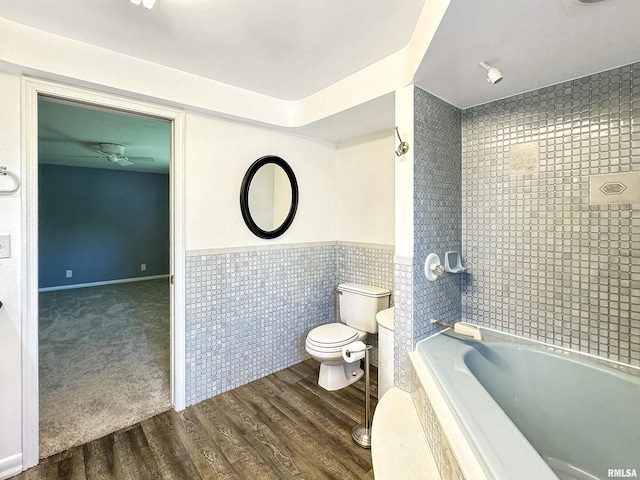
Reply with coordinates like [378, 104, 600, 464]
[240, 155, 299, 239]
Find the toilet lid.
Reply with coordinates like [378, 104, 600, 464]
[307, 323, 359, 347]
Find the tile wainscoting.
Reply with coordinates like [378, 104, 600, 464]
[393, 259, 414, 391]
[337, 242, 395, 367]
[185, 241, 394, 405]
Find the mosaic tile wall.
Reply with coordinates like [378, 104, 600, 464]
[413, 87, 463, 344]
[185, 242, 395, 405]
[393, 261, 414, 391]
[411, 366, 464, 480]
[462, 62, 640, 367]
[336, 243, 395, 299]
[394, 87, 463, 391]
[185, 245, 336, 405]
[336, 242, 395, 367]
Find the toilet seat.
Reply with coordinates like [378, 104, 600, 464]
[305, 322, 369, 391]
[306, 323, 359, 350]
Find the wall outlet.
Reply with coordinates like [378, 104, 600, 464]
[66, 270, 73, 278]
[141, 263, 147, 271]
[0, 234, 11, 259]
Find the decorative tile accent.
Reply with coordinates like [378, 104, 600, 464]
[462, 61, 640, 367]
[185, 241, 395, 405]
[590, 172, 640, 204]
[601, 182, 627, 195]
[509, 141, 540, 175]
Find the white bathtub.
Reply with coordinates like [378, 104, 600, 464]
[413, 329, 640, 480]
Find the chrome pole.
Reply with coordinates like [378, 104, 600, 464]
[352, 346, 372, 448]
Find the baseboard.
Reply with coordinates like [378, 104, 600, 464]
[0, 453, 22, 480]
[38, 274, 170, 292]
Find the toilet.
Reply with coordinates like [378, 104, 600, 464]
[305, 283, 390, 391]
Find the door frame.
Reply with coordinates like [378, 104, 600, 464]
[21, 77, 186, 468]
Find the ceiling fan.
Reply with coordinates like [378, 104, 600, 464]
[72, 143, 156, 167]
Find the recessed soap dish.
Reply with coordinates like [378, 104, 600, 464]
[444, 251, 465, 273]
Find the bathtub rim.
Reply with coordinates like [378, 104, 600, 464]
[412, 325, 640, 480]
[413, 328, 567, 480]
[409, 349, 489, 480]
[462, 326, 640, 377]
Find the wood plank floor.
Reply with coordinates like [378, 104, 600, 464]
[15, 359, 378, 480]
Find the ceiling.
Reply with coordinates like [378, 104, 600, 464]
[414, 0, 640, 109]
[5, 0, 640, 143]
[38, 97, 171, 174]
[0, 0, 424, 101]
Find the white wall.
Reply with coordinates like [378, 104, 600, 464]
[0, 72, 24, 476]
[0, 52, 395, 479]
[394, 85, 415, 258]
[336, 131, 395, 245]
[185, 113, 337, 251]
[0, 0, 451, 129]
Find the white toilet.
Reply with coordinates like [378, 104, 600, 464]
[305, 283, 390, 391]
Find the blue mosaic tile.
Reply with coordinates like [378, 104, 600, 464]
[336, 243, 395, 366]
[413, 87, 463, 345]
[393, 87, 463, 392]
[462, 62, 640, 367]
[185, 242, 395, 405]
[394, 261, 414, 391]
[185, 245, 336, 405]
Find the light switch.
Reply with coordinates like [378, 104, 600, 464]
[0, 234, 11, 259]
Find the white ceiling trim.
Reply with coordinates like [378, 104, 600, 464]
[294, 0, 450, 126]
[0, 0, 450, 131]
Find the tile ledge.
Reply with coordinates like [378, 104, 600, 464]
[187, 240, 395, 257]
[187, 241, 336, 256]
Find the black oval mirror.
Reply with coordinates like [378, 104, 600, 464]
[240, 156, 298, 239]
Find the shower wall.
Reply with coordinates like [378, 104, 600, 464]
[394, 86, 463, 390]
[462, 62, 640, 366]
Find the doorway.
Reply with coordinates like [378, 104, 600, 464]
[37, 97, 171, 458]
[22, 78, 186, 468]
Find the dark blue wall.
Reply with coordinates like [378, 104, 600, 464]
[39, 164, 169, 288]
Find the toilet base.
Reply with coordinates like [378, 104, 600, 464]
[317, 360, 363, 391]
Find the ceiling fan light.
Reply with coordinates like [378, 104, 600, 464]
[130, 0, 142, 5]
[142, 0, 156, 9]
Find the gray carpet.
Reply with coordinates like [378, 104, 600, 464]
[39, 278, 171, 459]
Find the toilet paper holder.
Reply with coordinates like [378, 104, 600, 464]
[344, 342, 374, 449]
[344, 344, 372, 358]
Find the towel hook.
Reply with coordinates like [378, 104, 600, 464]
[0, 167, 20, 194]
[395, 127, 409, 157]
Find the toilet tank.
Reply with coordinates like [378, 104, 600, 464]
[338, 283, 390, 333]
